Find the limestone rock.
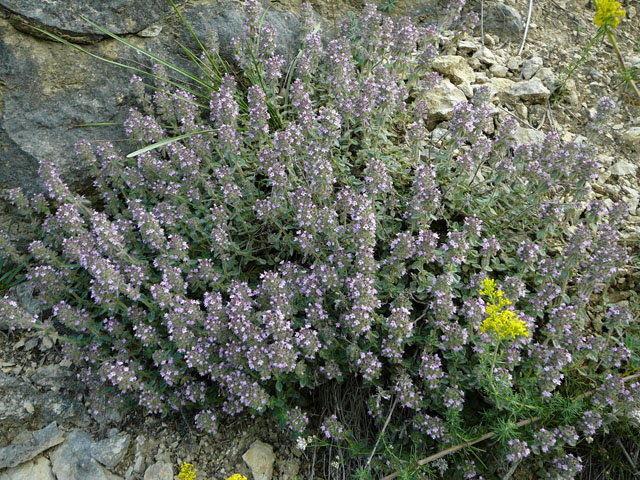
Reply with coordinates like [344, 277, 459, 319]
[472, 46, 498, 65]
[0, 456, 55, 480]
[49, 430, 125, 480]
[423, 79, 467, 129]
[143, 462, 173, 480]
[503, 78, 551, 104]
[481, 3, 524, 39]
[431, 55, 475, 85]
[0, 0, 299, 204]
[0, 0, 188, 43]
[242, 440, 275, 480]
[91, 431, 131, 468]
[622, 127, 640, 147]
[489, 64, 509, 78]
[0, 422, 64, 469]
[507, 56, 523, 72]
[485, 77, 516, 98]
[521, 56, 543, 80]
[514, 127, 546, 146]
[0, 371, 39, 425]
[456, 38, 482, 55]
[0, 369, 88, 430]
[611, 159, 638, 176]
[534, 67, 558, 94]
[30, 364, 81, 392]
[279, 458, 301, 480]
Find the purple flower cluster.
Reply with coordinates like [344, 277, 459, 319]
[2, 1, 636, 476]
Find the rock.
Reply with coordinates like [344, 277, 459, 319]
[489, 64, 509, 78]
[534, 67, 558, 94]
[507, 56, 523, 72]
[610, 160, 638, 176]
[621, 186, 640, 215]
[458, 81, 474, 98]
[521, 56, 543, 80]
[431, 128, 449, 144]
[143, 462, 173, 480]
[279, 458, 301, 480]
[0, 456, 56, 480]
[481, 3, 524, 39]
[503, 78, 551, 104]
[622, 127, 640, 147]
[561, 78, 580, 106]
[242, 440, 275, 480]
[137, 25, 163, 38]
[0, 422, 64, 469]
[423, 79, 467, 129]
[49, 430, 124, 480]
[431, 55, 475, 85]
[485, 78, 516, 98]
[0, 369, 87, 430]
[0, 0, 300, 210]
[37, 390, 89, 428]
[0, 0, 188, 43]
[30, 364, 80, 391]
[0, 371, 39, 425]
[514, 127, 546, 146]
[91, 431, 131, 468]
[472, 46, 498, 65]
[456, 38, 482, 54]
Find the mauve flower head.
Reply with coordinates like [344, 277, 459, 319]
[3, 4, 636, 477]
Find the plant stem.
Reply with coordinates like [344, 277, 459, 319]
[380, 373, 640, 480]
[380, 417, 540, 480]
[606, 29, 640, 102]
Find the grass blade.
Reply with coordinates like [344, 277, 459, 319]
[126, 129, 216, 157]
[29, 24, 210, 102]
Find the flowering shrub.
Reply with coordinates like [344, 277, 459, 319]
[2, 0, 639, 478]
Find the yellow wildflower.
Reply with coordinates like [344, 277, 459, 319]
[479, 278, 529, 340]
[178, 463, 197, 480]
[594, 0, 626, 28]
[225, 475, 248, 480]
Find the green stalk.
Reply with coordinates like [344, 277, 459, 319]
[606, 29, 640, 103]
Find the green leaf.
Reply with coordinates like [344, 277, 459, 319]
[126, 129, 216, 157]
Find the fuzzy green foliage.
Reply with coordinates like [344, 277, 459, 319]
[2, 1, 639, 478]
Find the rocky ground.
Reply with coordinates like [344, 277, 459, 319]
[1, 0, 639, 479]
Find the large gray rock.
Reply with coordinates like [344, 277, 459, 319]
[0, 370, 88, 430]
[0, 0, 300, 202]
[423, 79, 467, 129]
[431, 55, 475, 85]
[481, 2, 524, 40]
[0, 0, 187, 43]
[502, 77, 551, 104]
[143, 462, 173, 480]
[242, 440, 275, 480]
[0, 422, 64, 469]
[49, 430, 127, 480]
[91, 431, 131, 468]
[30, 364, 83, 392]
[0, 456, 55, 480]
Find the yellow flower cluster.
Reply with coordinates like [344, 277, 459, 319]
[479, 278, 529, 340]
[225, 475, 248, 480]
[178, 463, 197, 480]
[594, 0, 626, 28]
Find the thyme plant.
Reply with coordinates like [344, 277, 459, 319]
[1, 1, 638, 478]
